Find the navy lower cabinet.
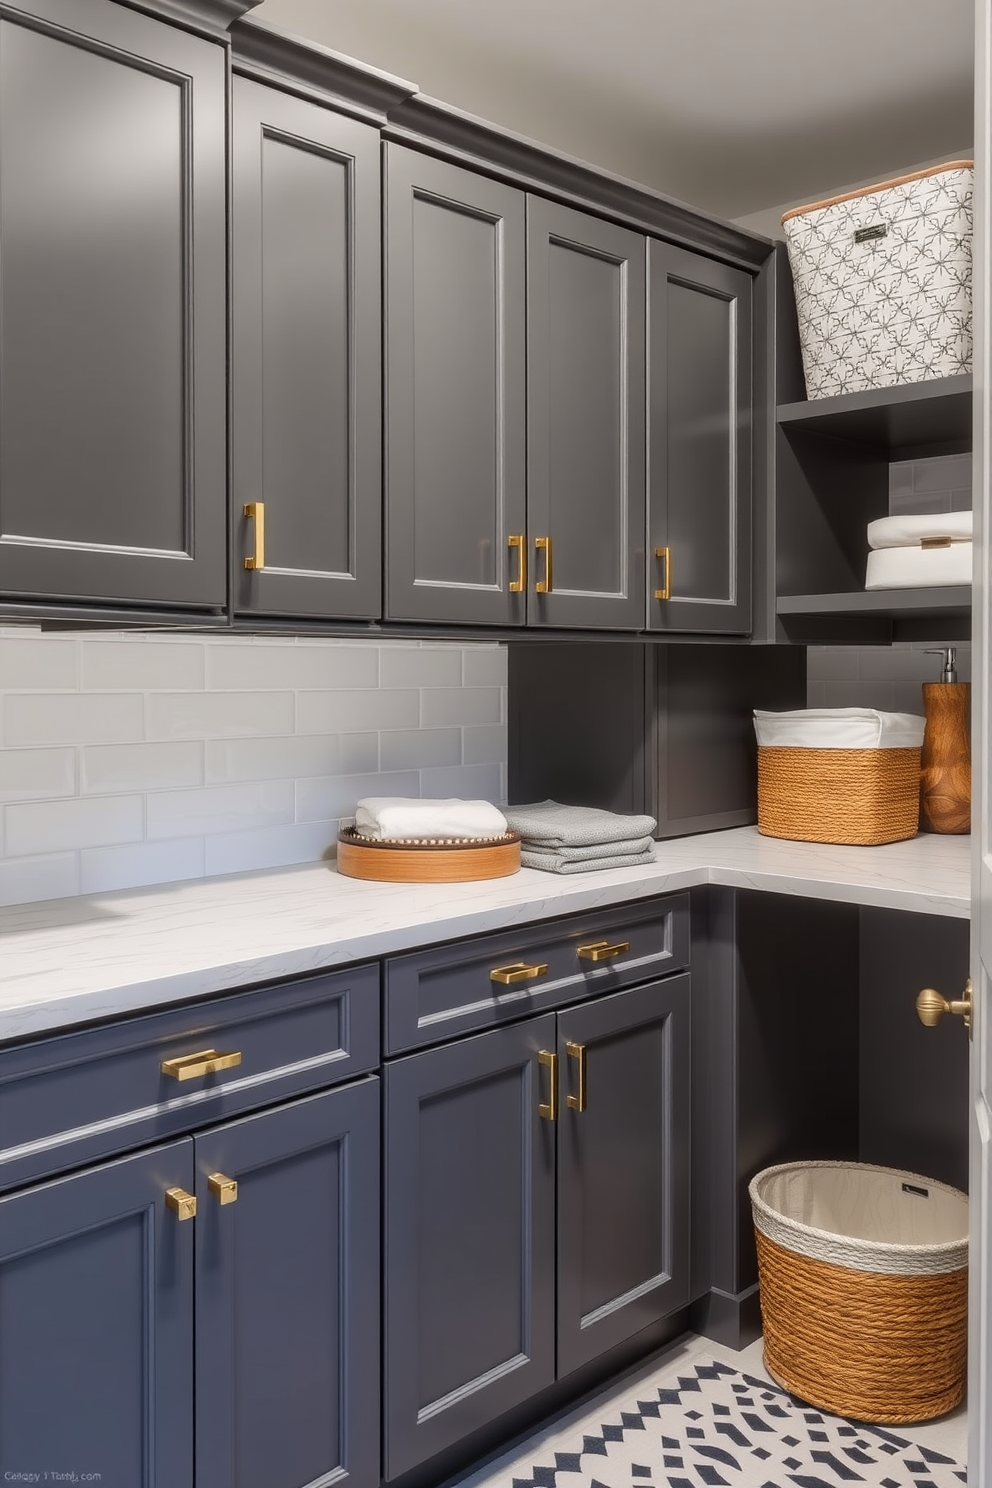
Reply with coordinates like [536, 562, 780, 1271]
[194, 1080, 381, 1488]
[384, 1016, 558, 1479]
[0, 1139, 196, 1488]
[556, 976, 690, 1374]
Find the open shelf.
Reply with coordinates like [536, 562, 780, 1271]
[776, 586, 971, 644]
[777, 586, 972, 618]
[777, 374, 972, 457]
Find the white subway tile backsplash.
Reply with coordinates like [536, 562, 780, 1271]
[0, 632, 507, 904]
[5, 795, 144, 856]
[0, 748, 75, 803]
[4, 693, 144, 747]
[80, 838, 205, 895]
[81, 741, 203, 795]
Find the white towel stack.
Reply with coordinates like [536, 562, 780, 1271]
[865, 511, 972, 590]
[503, 800, 657, 875]
[353, 797, 509, 842]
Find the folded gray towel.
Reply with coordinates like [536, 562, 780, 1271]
[521, 847, 656, 875]
[523, 836, 655, 865]
[504, 800, 657, 849]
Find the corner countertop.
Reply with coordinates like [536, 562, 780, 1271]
[0, 826, 970, 1042]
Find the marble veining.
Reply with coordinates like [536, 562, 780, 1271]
[0, 826, 970, 1041]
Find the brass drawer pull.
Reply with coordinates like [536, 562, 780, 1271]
[508, 534, 527, 593]
[490, 962, 548, 986]
[244, 501, 266, 571]
[207, 1172, 239, 1206]
[654, 545, 671, 601]
[565, 1041, 586, 1112]
[538, 1049, 557, 1122]
[165, 1187, 197, 1221]
[535, 536, 553, 593]
[576, 940, 630, 963]
[160, 1048, 243, 1082]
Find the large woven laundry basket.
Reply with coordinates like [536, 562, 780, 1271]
[782, 161, 973, 399]
[750, 1162, 969, 1424]
[754, 708, 925, 846]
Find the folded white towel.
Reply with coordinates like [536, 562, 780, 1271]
[866, 542, 972, 590]
[354, 797, 508, 841]
[503, 800, 657, 849]
[867, 511, 972, 549]
[754, 708, 925, 750]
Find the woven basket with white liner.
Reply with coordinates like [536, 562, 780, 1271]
[754, 708, 925, 846]
[781, 161, 973, 400]
[750, 1162, 968, 1424]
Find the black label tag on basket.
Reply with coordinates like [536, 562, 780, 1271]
[902, 1181, 930, 1198]
[855, 223, 888, 243]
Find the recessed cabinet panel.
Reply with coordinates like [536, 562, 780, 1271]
[527, 199, 646, 629]
[648, 241, 752, 633]
[0, 1140, 194, 1488]
[386, 146, 526, 623]
[0, 0, 226, 609]
[234, 78, 381, 618]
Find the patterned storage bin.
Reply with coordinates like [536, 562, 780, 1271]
[781, 162, 973, 400]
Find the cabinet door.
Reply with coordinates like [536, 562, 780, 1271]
[0, 0, 226, 611]
[557, 974, 690, 1375]
[385, 146, 527, 624]
[527, 199, 646, 629]
[384, 1017, 556, 1477]
[233, 79, 381, 619]
[648, 242, 752, 634]
[0, 1140, 194, 1488]
[194, 1080, 380, 1488]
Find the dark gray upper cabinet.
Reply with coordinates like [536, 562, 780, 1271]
[384, 146, 527, 625]
[556, 976, 690, 1375]
[0, 1139, 195, 1488]
[195, 1080, 380, 1488]
[648, 242, 753, 634]
[384, 1017, 556, 1478]
[527, 199, 646, 629]
[0, 0, 227, 611]
[233, 78, 381, 619]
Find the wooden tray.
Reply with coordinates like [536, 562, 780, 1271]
[336, 829, 521, 883]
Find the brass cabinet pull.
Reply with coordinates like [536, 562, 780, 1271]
[576, 940, 630, 963]
[916, 978, 973, 1035]
[508, 534, 527, 593]
[537, 1049, 557, 1121]
[535, 536, 553, 593]
[244, 501, 265, 571]
[565, 1041, 586, 1112]
[165, 1187, 197, 1221]
[490, 961, 548, 986]
[207, 1172, 239, 1206]
[160, 1048, 243, 1081]
[654, 546, 671, 601]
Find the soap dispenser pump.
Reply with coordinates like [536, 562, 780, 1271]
[919, 647, 970, 834]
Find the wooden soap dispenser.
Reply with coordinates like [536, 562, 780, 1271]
[920, 647, 971, 834]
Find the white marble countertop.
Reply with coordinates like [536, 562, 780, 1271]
[0, 826, 970, 1041]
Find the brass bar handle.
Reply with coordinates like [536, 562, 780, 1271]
[535, 536, 553, 594]
[916, 978, 973, 1033]
[490, 961, 548, 986]
[576, 940, 630, 963]
[538, 1049, 557, 1122]
[508, 534, 527, 594]
[165, 1187, 197, 1221]
[207, 1172, 239, 1206]
[654, 546, 671, 601]
[160, 1048, 243, 1082]
[244, 501, 265, 571]
[565, 1041, 586, 1112]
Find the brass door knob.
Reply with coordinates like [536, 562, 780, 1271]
[916, 978, 973, 1032]
[165, 1187, 197, 1221]
[207, 1172, 238, 1206]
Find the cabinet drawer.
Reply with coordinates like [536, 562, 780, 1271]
[0, 963, 379, 1194]
[385, 895, 688, 1053]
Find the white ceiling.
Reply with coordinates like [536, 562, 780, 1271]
[253, 0, 974, 221]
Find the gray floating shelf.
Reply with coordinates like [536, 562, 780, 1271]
[777, 587, 971, 618]
[777, 375, 972, 455]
